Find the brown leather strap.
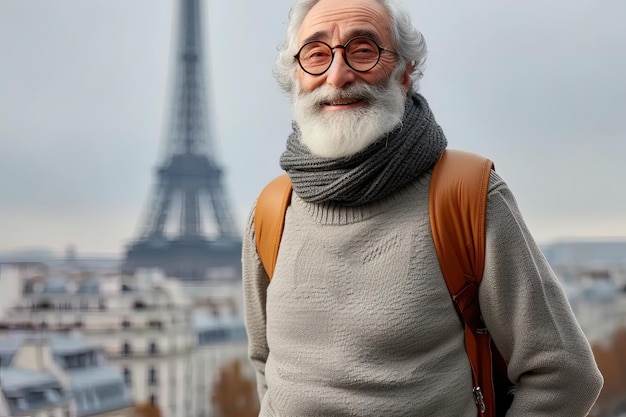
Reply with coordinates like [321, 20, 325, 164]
[429, 149, 496, 416]
[429, 149, 493, 294]
[254, 173, 292, 279]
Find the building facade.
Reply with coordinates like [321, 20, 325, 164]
[192, 311, 253, 417]
[0, 265, 252, 417]
[0, 332, 133, 417]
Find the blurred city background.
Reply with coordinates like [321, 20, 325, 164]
[0, 0, 625, 416]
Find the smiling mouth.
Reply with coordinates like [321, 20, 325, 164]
[322, 98, 365, 106]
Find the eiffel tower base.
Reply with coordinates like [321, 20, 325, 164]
[122, 237, 241, 282]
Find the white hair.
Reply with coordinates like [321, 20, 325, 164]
[274, 0, 428, 94]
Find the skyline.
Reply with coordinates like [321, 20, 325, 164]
[1, 0, 625, 255]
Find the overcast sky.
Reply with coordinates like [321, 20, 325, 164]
[0, 0, 624, 256]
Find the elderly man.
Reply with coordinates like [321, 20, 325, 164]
[242, 0, 603, 416]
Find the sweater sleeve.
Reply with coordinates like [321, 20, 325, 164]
[478, 172, 603, 416]
[242, 202, 270, 401]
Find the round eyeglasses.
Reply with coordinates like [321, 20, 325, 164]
[294, 36, 397, 76]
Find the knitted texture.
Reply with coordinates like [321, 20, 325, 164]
[279, 93, 447, 206]
[242, 172, 603, 416]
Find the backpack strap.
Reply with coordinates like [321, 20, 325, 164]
[254, 173, 292, 279]
[429, 149, 497, 416]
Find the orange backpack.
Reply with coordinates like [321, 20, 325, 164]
[253, 149, 513, 417]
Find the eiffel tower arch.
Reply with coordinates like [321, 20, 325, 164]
[123, 0, 241, 283]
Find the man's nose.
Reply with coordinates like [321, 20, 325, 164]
[324, 52, 357, 89]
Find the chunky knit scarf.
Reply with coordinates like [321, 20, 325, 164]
[279, 93, 448, 206]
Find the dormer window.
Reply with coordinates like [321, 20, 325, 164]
[8, 396, 27, 410]
[25, 390, 46, 406]
[46, 387, 62, 402]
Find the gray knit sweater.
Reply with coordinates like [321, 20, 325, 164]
[242, 171, 603, 416]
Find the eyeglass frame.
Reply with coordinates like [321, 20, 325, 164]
[293, 36, 398, 76]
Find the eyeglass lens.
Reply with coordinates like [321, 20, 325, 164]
[297, 37, 381, 75]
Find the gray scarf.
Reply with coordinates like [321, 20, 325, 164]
[280, 93, 447, 206]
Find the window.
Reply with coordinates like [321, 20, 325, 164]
[95, 383, 125, 400]
[8, 396, 27, 410]
[77, 354, 86, 367]
[62, 352, 97, 369]
[150, 394, 157, 406]
[122, 342, 132, 357]
[148, 367, 158, 386]
[200, 328, 228, 344]
[121, 318, 131, 329]
[23, 281, 35, 294]
[46, 387, 62, 402]
[63, 355, 77, 369]
[25, 390, 46, 405]
[123, 368, 132, 386]
[149, 341, 158, 355]
[148, 320, 163, 330]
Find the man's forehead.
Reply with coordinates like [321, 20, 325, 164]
[298, 0, 392, 44]
[300, 28, 385, 46]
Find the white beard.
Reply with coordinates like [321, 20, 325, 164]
[293, 77, 407, 159]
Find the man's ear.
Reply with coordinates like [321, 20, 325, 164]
[401, 63, 415, 91]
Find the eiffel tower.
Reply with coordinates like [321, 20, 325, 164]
[123, 0, 241, 282]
